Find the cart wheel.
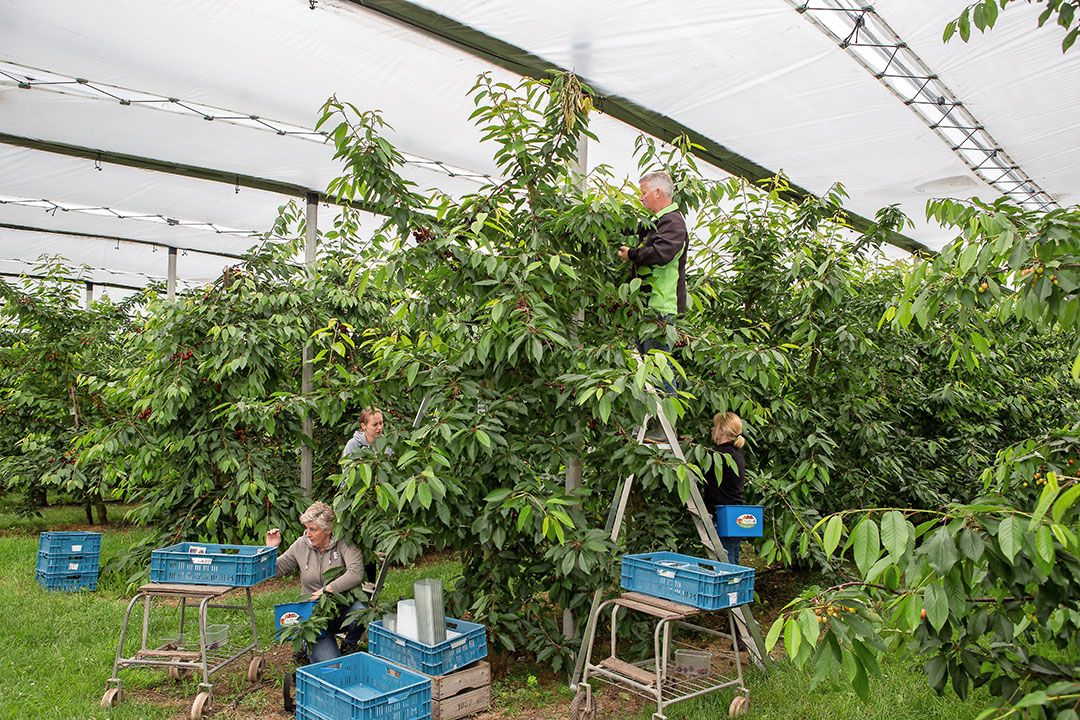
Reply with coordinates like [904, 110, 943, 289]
[569, 687, 594, 720]
[168, 666, 193, 680]
[100, 687, 123, 708]
[283, 671, 295, 712]
[728, 694, 749, 717]
[247, 655, 265, 683]
[190, 691, 212, 720]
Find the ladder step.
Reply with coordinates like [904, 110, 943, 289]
[598, 657, 657, 687]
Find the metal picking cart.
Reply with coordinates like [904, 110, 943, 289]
[101, 582, 266, 719]
[573, 591, 749, 719]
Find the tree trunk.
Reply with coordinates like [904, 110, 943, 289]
[95, 500, 108, 525]
[84, 502, 94, 525]
[29, 484, 47, 509]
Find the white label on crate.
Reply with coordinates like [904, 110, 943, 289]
[728, 592, 738, 606]
[451, 639, 466, 649]
[279, 612, 302, 626]
[192, 557, 213, 565]
[395, 639, 406, 646]
[736, 513, 758, 529]
[69, 562, 80, 571]
[189, 546, 207, 554]
[71, 544, 82, 552]
[658, 569, 676, 579]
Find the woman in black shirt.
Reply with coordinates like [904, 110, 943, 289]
[703, 412, 746, 564]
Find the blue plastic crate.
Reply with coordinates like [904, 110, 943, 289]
[36, 551, 100, 576]
[715, 505, 764, 538]
[296, 652, 431, 720]
[38, 531, 101, 556]
[620, 551, 755, 610]
[275, 600, 317, 640]
[149, 542, 276, 587]
[37, 570, 98, 592]
[368, 617, 487, 676]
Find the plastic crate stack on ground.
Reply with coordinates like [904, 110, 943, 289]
[369, 618, 491, 720]
[295, 652, 432, 720]
[620, 551, 755, 611]
[367, 578, 491, 720]
[37, 531, 102, 591]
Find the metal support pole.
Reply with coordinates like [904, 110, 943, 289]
[166, 247, 177, 301]
[84, 281, 94, 308]
[563, 132, 588, 642]
[300, 191, 318, 496]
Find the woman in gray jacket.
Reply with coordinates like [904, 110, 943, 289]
[266, 501, 367, 662]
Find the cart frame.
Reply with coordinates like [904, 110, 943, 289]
[575, 591, 749, 719]
[101, 582, 265, 719]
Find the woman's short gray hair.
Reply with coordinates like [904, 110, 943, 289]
[299, 501, 335, 532]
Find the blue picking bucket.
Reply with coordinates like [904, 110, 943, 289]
[275, 600, 317, 640]
[714, 505, 764, 537]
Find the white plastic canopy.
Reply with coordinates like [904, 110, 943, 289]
[1, 0, 1076, 297]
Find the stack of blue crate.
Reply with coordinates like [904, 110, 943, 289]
[37, 531, 102, 591]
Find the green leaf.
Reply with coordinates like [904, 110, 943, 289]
[798, 608, 819, 648]
[1013, 690, 1048, 709]
[958, 243, 979, 273]
[924, 527, 959, 576]
[880, 510, 908, 560]
[1029, 476, 1059, 529]
[851, 518, 880, 577]
[1034, 524, 1055, 564]
[923, 582, 949, 631]
[475, 428, 491, 449]
[943, 19, 957, 42]
[926, 655, 947, 693]
[484, 488, 512, 504]
[997, 515, 1022, 562]
[1052, 483, 1080, 522]
[822, 515, 843, 557]
[1064, 26, 1079, 52]
[765, 616, 784, 651]
[783, 616, 802, 661]
[957, 528, 985, 562]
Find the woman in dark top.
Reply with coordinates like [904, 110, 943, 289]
[703, 411, 747, 564]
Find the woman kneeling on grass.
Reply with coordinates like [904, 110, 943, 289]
[266, 501, 366, 662]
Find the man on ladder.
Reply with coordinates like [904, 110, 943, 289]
[619, 170, 688, 401]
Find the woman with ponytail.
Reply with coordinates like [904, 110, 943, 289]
[704, 412, 747, 565]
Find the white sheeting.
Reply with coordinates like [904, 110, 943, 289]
[0, 0, 1076, 288]
[414, 0, 1072, 249]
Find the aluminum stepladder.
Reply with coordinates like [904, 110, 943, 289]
[569, 395, 769, 698]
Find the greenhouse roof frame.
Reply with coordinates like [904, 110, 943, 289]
[0, 0, 1075, 296]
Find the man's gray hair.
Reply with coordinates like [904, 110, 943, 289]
[299, 501, 335, 532]
[640, 170, 674, 198]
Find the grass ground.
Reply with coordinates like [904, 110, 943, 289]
[0, 503, 990, 720]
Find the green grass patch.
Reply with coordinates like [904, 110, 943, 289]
[0, 521, 462, 720]
[0, 516, 994, 720]
[624, 651, 989, 719]
[0, 496, 136, 534]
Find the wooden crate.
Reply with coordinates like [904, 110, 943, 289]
[385, 659, 491, 720]
[433, 683, 491, 720]
[427, 659, 490, 701]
